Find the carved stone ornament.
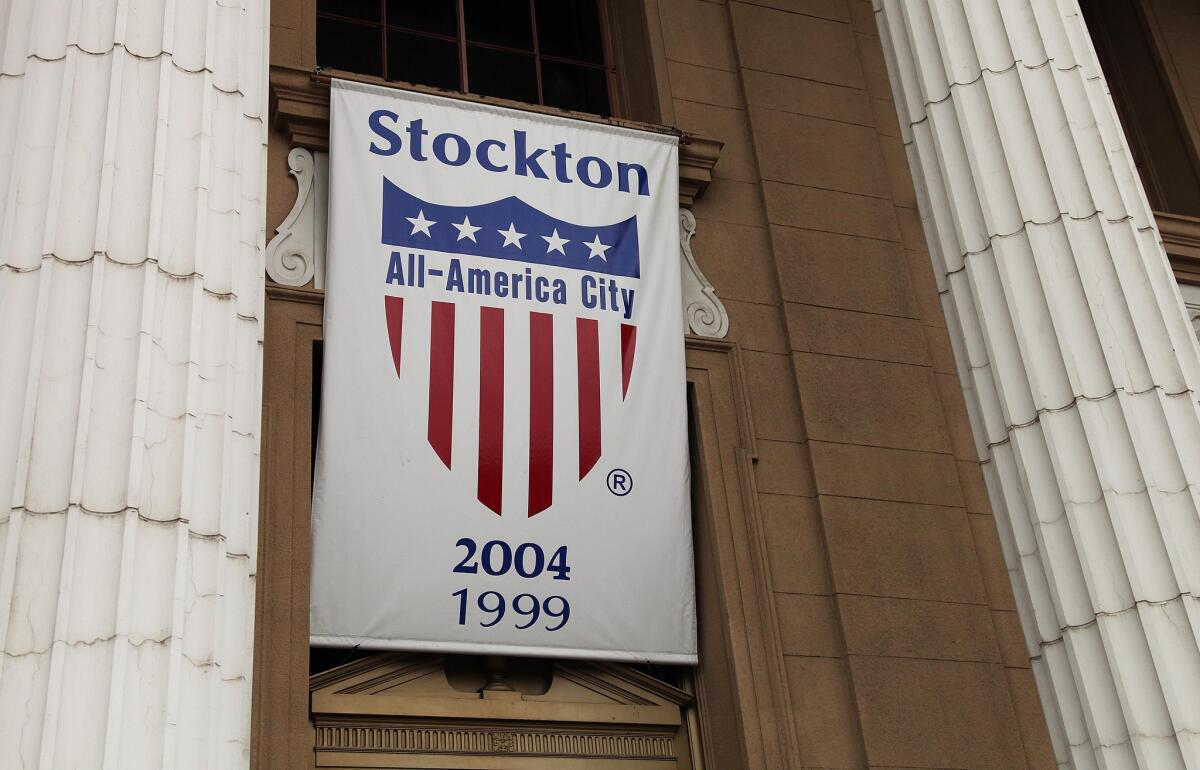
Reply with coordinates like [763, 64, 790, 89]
[679, 208, 729, 338]
[266, 144, 729, 338]
[265, 147, 327, 289]
[489, 732, 517, 753]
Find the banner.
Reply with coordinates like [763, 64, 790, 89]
[311, 79, 695, 663]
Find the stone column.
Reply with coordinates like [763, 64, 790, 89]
[874, 2, 1200, 768]
[0, 1, 267, 767]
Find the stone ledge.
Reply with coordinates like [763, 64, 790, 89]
[269, 65, 723, 207]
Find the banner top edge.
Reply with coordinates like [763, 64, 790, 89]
[329, 76, 680, 146]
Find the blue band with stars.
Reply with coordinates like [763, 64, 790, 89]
[380, 178, 641, 279]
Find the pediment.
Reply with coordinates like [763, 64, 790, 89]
[311, 652, 689, 723]
[312, 653, 467, 700]
[310, 653, 692, 768]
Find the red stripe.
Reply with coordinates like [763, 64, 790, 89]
[528, 313, 554, 517]
[478, 307, 505, 515]
[384, 296, 404, 377]
[576, 317, 601, 480]
[620, 323, 636, 400]
[427, 301, 455, 469]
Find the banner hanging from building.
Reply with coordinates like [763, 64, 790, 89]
[311, 79, 696, 663]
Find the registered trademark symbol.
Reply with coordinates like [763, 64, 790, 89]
[607, 468, 633, 496]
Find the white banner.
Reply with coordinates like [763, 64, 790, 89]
[311, 79, 695, 663]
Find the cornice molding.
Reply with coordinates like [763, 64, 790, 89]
[270, 65, 330, 150]
[1159, 211, 1200, 285]
[678, 134, 722, 208]
[269, 65, 724, 206]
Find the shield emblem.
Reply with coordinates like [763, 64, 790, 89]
[378, 180, 638, 517]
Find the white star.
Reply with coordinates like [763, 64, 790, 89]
[583, 234, 610, 261]
[452, 215, 481, 242]
[406, 210, 436, 237]
[541, 228, 569, 256]
[498, 222, 526, 249]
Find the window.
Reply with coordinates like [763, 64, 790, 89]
[316, 0, 616, 117]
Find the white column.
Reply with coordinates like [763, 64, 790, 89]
[0, 0, 267, 767]
[874, 2, 1200, 769]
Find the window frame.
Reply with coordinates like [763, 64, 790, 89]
[315, 0, 622, 117]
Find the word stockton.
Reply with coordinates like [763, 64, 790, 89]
[387, 252, 637, 319]
[368, 113, 652, 196]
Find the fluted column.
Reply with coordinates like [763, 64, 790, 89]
[874, 2, 1200, 768]
[0, 1, 267, 768]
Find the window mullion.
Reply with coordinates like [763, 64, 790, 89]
[318, 0, 617, 116]
[596, 0, 619, 119]
[530, 0, 544, 106]
[457, 0, 469, 93]
[379, 0, 388, 79]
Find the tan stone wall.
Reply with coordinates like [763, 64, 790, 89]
[650, 1, 1056, 766]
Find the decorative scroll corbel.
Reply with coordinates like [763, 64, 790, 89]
[266, 147, 328, 289]
[680, 209, 728, 338]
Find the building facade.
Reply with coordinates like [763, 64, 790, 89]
[2, 0, 1200, 768]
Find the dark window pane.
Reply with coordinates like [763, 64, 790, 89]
[464, 0, 533, 50]
[541, 59, 608, 115]
[535, 0, 603, 63]
[467, 46, 537, 103]
[317, 0, 381, 22]
[388, 31, 460, 90]
[318, 18, 384, 77]
[386, 0, 458, 36]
